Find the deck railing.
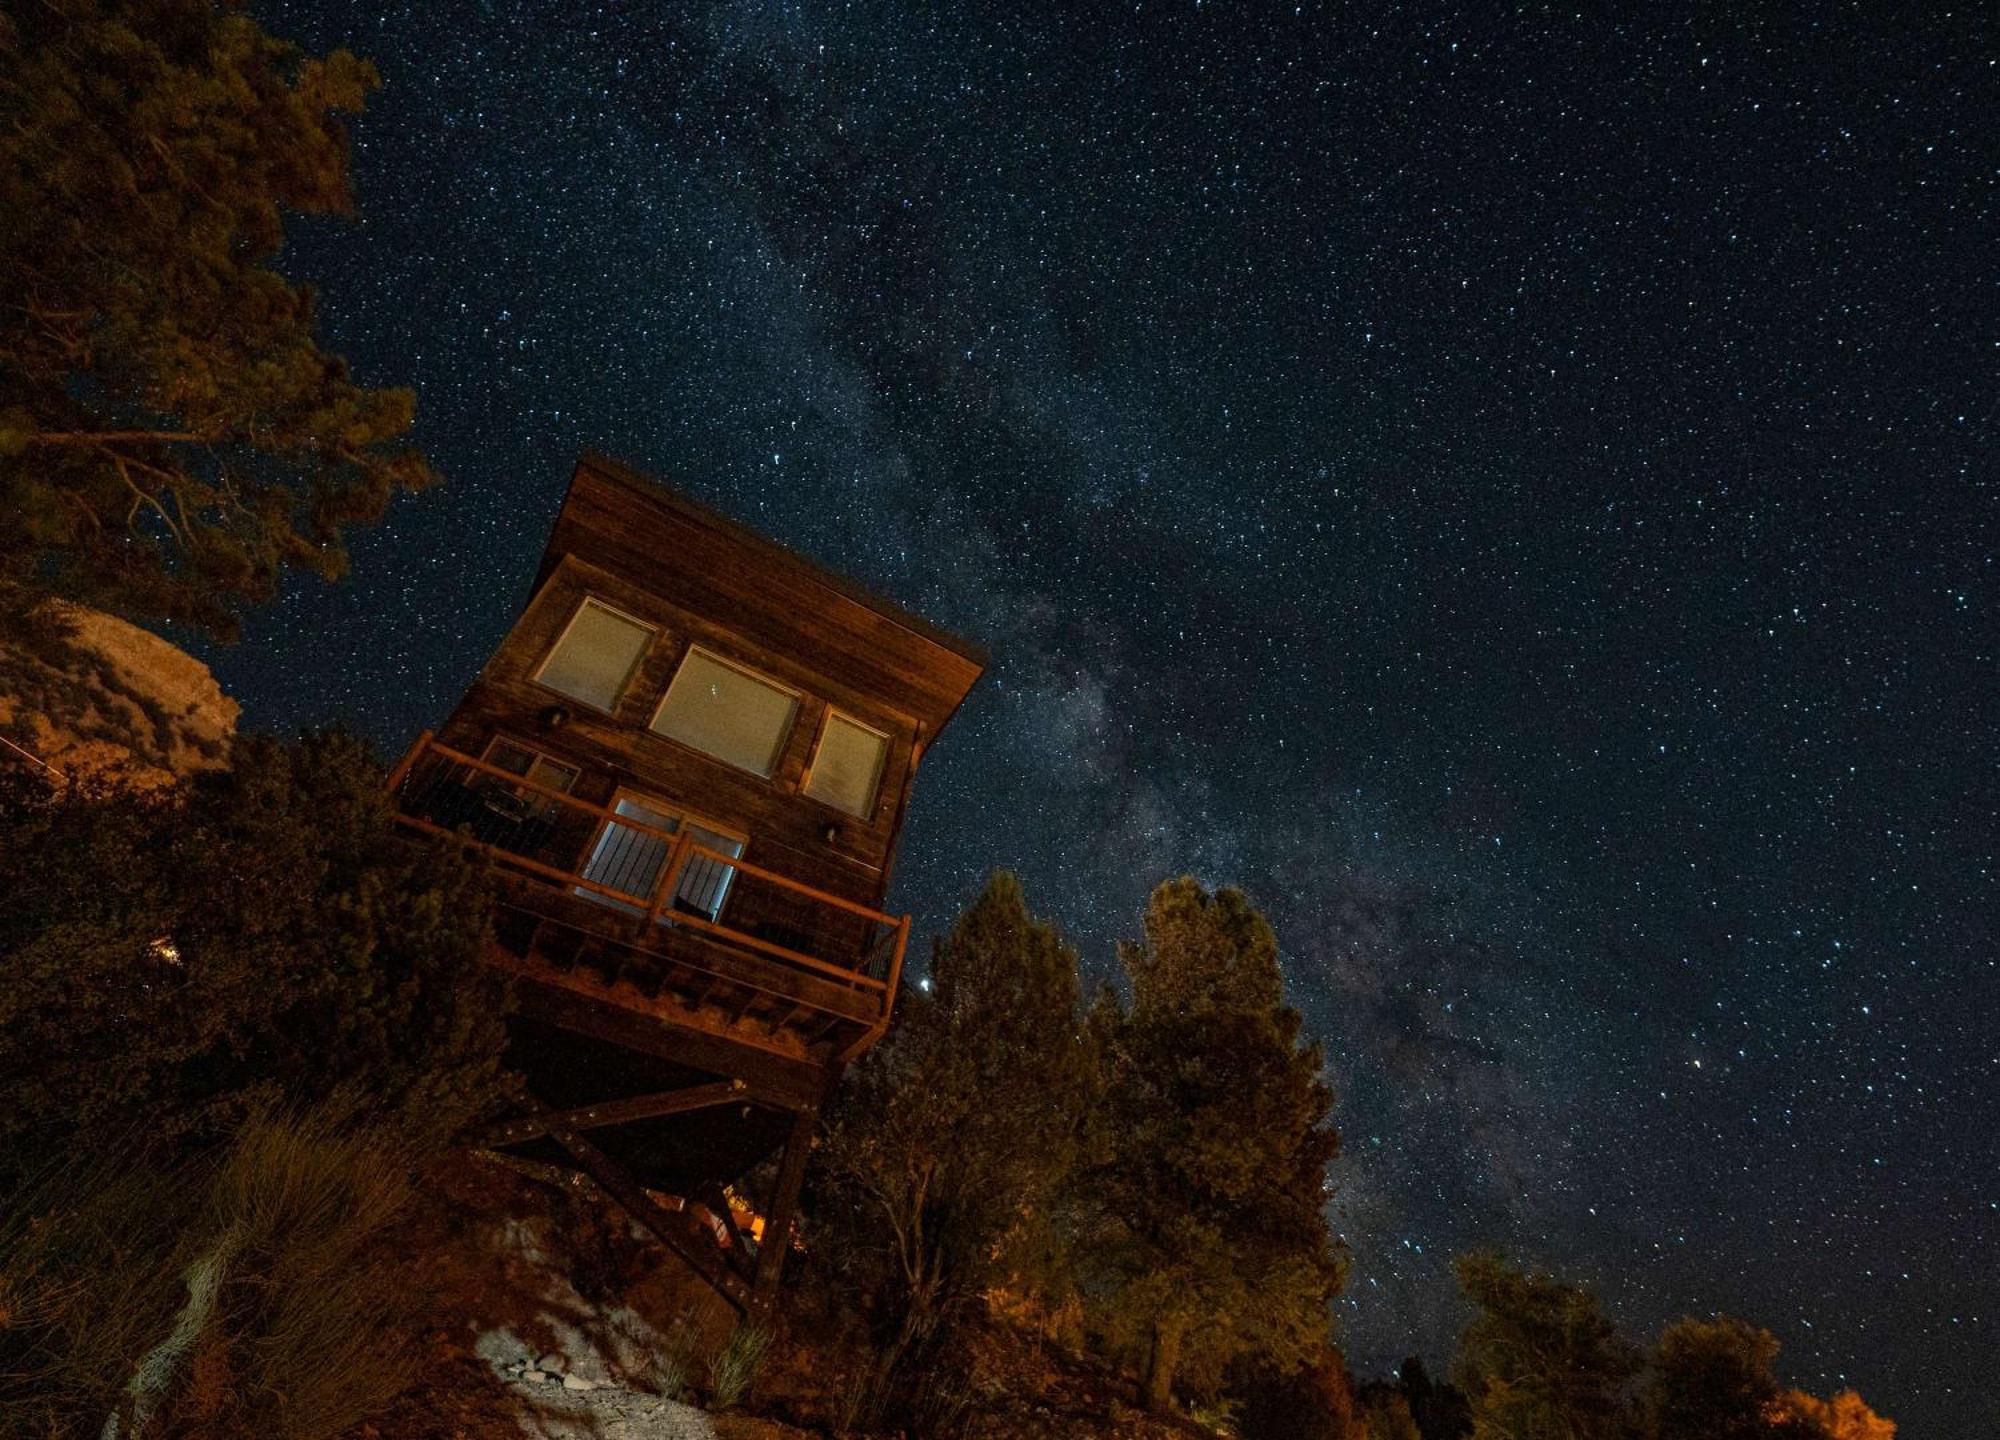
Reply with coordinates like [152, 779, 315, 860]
[385, 732, 909, 1003]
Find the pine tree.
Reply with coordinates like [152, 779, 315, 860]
[0, 1, 436, 638]
[1083, 877, 1344, 1413]
[1649, 1316, 1817, 1440]
[1400, 1355, 1475, 1440]
[1236, 1347, 1363, 1440]
[1451, 1253, 1640, 1440]
[815, 871, 1091, 1425]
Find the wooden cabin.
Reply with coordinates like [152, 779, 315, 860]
[386, 452, 984, 1309]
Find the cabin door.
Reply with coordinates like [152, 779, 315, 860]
[578, 791, 746, 922]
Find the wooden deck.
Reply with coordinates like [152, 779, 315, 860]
[389, 733, 908, 1071]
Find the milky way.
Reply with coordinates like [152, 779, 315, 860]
[218, 5, 1994, 1432]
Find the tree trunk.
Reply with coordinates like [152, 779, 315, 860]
[1145, 1314, 1187, 1415]
[864, 1298, 937, 1428]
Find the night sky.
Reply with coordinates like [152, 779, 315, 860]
[219, 4, 1993, 1432]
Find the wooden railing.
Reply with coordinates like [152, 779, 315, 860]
[385, 732, 909, 1007]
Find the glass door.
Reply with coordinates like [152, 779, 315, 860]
[578, 793, 745, 920]
[670, 820, 745, 920]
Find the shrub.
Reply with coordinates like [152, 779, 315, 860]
[707, 1321, 772, 1410]
[644, 1305, 701, 1401]
[1, 1104, 423, 1439]
[0, 729, 512, 1183]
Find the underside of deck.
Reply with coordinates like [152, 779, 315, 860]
[388, 735, 909, 1312]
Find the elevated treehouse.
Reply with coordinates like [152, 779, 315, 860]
[388, 453, 983, 1310]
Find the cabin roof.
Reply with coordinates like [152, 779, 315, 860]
[543, 452, 987, 670]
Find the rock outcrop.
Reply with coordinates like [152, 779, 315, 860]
[0, 602, 238, 787]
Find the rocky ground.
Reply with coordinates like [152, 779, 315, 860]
[474, 1333, 728, 1440]
[356, 1104, 1203, 1440]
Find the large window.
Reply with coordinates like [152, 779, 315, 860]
[534, 598, 654, 712]
[651, 648, 798, 777]
[577, 793, 745, 921]
[803, 710, 890, 818]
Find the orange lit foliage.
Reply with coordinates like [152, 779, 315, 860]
[1770, 1390, 1895, 1440]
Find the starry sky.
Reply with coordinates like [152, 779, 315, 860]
[218, 4, 1994, 1432]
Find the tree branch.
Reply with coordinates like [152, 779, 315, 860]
[109, 453, 188, 551]
[26, 430, 205, 447]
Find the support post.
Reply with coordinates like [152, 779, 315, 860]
[383, 728, 433, 796]
[645, 828, 696, 929]
[754, 1105, 817, 1305]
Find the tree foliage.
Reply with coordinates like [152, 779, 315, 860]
[0, 729, 512, 1182]
[1451, 1253, 1641, 1440]
[1082, 877, 1345, 1412]
[1399, 1355, 1475, 1440]
[1649, 1316, 1816, 1440]
[1768, 1390, 1895, 1440]
[1237, 1348, 1363, 1440]
[815, 871, 1091, 1425]
[0, 0, 436, 638]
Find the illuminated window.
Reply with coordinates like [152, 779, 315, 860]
[804, 711, 889, 818]
[651, 648, 798, 777]
[534, 598, 654, 711]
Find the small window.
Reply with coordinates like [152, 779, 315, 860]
[535, 598, 654, 711]
[651, 648, 798, 777]
[485, 739, 581, 799]
[478, 739, 579, 824]
[804, 711, 889, 818]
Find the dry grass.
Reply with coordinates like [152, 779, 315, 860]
[707, 1321, 773, 1411]
[0, 1104, 422, 1440]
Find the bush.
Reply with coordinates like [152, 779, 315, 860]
[707, 1321, 772, 1410]
[641, 1305, 700, 1401]
[0, 729, 512, 1182]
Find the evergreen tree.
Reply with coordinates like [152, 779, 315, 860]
[0, 730, 511, 1181]
[1083, 877, 1344, 1413]
[1400, 1355, 1475, 1440]
[1358, 1388, 1425, 1440]
[1236, 1347, 1363, 1440]
[1451, 1253, 1640, 1440]
[1648, 1316, 1816, 1440]
[0, 0, 436, 639]
[815, 871, 1091, 1426]
[1768, 1390, 1895, 1440]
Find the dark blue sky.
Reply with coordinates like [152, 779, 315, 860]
[224, 4, 1994, 1431]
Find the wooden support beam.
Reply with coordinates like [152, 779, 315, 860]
[546, 1120, 752, 1314]
[473, 1079, 747, 1149]
[754, 1106, 818, 1305]
[468, 1147, 586, 1190]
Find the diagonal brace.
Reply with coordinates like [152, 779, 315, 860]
[473, 1079, 746, 1149]
[545, 1119, 751, 1314]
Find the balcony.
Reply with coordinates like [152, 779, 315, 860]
[386, 734, 906, 1064]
